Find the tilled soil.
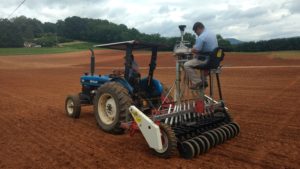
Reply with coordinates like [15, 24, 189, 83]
[0, 50, 299, 169]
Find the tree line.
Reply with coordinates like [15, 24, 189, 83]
[232, 37, 300, 52]
[0, 16, 194, 50]
[0, 16, 299, 51]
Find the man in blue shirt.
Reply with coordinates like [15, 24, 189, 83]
[184, 22, 218, 89]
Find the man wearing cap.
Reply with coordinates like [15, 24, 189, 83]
[184, 22, 218, 89]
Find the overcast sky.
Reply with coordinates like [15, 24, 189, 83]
[0, 0, 299, 41]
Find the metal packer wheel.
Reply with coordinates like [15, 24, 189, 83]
[224, 125, 235, 138]
[220, 126, 232, 140]
[188, 139, 200, 157]
[213, 129, 224, 144]
[230, 122, 240, 135]
[227, 124, 238, 137]
[193, 137, 206, 154]
[178, 141, 195, 159]
[198, 135, 211, 153]
[202, 132, 216, 147]
[217, 128, 227, 143]
[208, 130, 220, 146]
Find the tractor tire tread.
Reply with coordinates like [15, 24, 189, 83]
[94, 82, 132, 134]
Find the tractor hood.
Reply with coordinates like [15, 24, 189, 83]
[80, 75, 110, 86]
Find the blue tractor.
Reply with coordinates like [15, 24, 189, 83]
[65, 40, 166, 134]
[65, 29, 240, 159]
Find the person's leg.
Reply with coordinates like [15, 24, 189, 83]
[201, 70, 208, 83]
[183, 58, 203, 85]
[199, 70, 208, 88]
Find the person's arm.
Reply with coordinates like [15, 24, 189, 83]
[192, 36, 204, 54]
[191, 48, 199, 53]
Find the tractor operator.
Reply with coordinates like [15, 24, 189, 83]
[184, 22, 218, 89]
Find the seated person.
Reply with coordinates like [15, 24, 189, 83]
[184, 22, 218, 90]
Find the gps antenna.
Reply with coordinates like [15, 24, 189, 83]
[178, 25, 186, 42]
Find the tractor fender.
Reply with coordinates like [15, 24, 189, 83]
[140, 78, 163, 97]
[111, 77, 134, 94]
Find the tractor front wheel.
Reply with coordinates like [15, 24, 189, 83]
[65, 94, 81, 118]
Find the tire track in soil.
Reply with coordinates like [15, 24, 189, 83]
[0, 103, 120, 168]
[1, 52, 300, 169]
[233, 77, 300, 168]
[44, 108, 234, 169]
[0, 109, 91, 169]
[205, 70, 300, 168]
[0, 89, 290, 168]
[0, 91, 101, 168]
[0, 91, 172, 168]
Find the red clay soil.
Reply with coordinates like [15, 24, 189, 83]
[0, 50, 299, 169]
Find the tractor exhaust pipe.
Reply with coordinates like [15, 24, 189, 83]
[89, 48, 95, 75]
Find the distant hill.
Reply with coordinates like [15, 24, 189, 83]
[225, 38, 244, 45]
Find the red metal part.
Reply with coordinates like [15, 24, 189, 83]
[127, 120, 161, 137]
[151, 109, 161, 116]
[195, 100, 204, 114]
[161, 95, 174, 109]
[129, 121, 140, 137]
[204, 70, 209, 76]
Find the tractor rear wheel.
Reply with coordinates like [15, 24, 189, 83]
[65, 94, 81, 118]
[94, 82, 132, 134]
[152, 123, 177, 158]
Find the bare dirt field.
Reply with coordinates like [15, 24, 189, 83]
[0, 50, 299, 169]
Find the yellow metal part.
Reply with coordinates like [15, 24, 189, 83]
[131, 110, 142, 123]
[217, 49, 223, 58]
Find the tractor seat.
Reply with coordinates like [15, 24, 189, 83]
[193, 47, 225, 70]
[128, 60, 141, 87]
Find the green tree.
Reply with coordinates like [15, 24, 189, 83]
[0, 19, 23, 47]
[12, 16, 43, 40]
[63, 16, 88, 40]
[43, 22, 57, 33]
[233, 37, 300, 52]
[33, 33, 57, 47]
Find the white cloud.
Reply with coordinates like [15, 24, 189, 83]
[0, 0, 299, 41]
